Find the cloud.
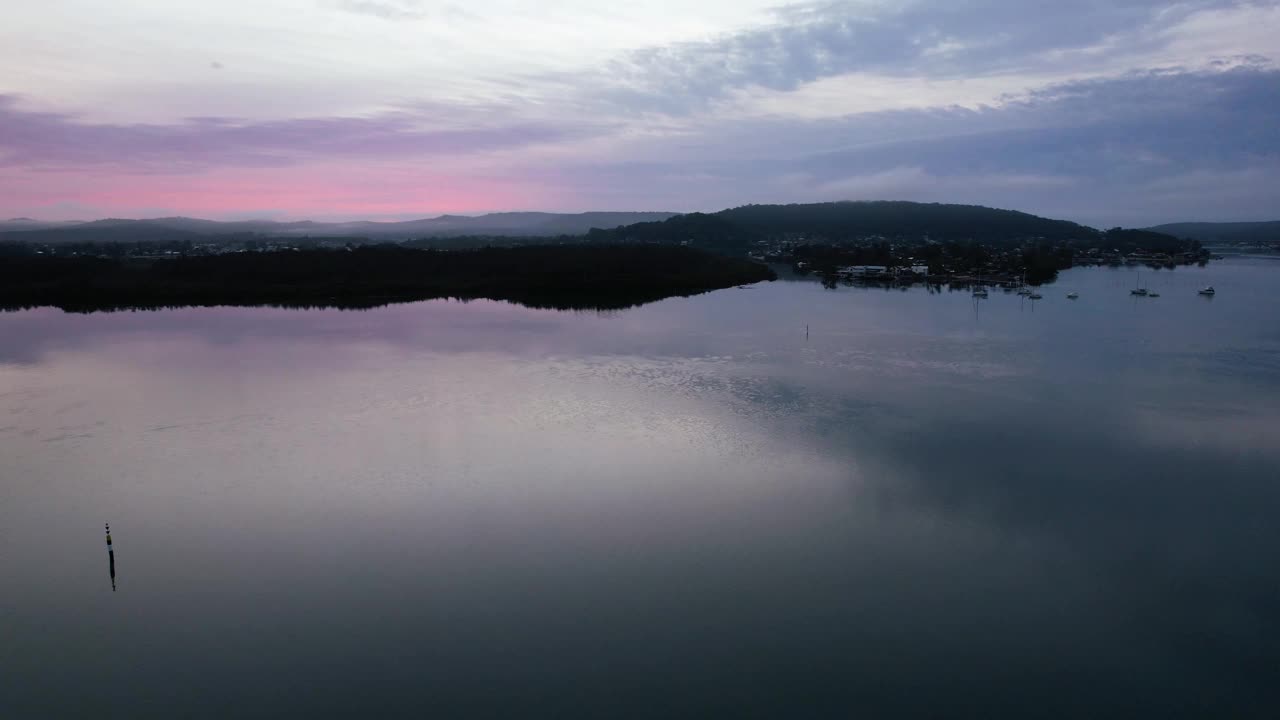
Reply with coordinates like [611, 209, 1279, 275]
[810, 167, 1076, 198]
[534, 65, 1280, 224]
[329, 0, 427, 21]
[566, 0, 1265, 114]
[2, 62, 1276, 224]
[794, 66, 1280, 181]
[1, 0, 1276, 222]
[0, 96, 606, 172]
[327, 0, 475, 22]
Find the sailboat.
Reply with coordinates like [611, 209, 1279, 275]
[1130, 268, 1148, 296]
[1013, 270, 1034, 295]
[972, 269, 988, 298]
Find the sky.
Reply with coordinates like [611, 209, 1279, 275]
[1, 0, 1277, 226]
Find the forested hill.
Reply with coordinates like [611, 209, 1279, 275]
[586, 213, 759, 248]
[718, 202, 1095, 241]
[586, 201, 1101, 249]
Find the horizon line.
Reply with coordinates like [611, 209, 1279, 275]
[5, 200, 1278, 230]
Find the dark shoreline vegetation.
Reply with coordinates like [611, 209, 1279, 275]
[0, 245, 776, 313]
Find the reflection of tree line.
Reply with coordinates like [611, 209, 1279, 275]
[0, 245, 775, 313]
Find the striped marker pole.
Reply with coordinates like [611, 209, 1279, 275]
[106, 523, 116, 592]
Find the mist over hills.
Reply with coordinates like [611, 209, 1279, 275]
[0, 212, 678, 242]
[1146, 221, 1280, 245]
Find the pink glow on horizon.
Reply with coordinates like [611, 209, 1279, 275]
[0, 164, 557, 221]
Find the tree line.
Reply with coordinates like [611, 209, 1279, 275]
[0, 244, 775, 313]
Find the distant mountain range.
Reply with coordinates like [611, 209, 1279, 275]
[1145, 221, 1280, 245]
[0, 212, 678, 242]
[5, 204, 1275, 247]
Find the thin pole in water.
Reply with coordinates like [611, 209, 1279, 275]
[106, 523, 115, 592]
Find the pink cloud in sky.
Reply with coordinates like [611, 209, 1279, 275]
[0, 95, 593, 170]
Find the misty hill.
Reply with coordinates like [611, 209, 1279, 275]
[1147, 221, 1280, 245]
[1, 223, 206, 245]
[294, 212, 679, 238]
[0, 212, 678, 243]
[0, 218, 80, 233]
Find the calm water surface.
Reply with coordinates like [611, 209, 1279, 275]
[3, 258, 1278, 718]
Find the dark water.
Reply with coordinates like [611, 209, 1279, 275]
[3, 258, 1278, 718]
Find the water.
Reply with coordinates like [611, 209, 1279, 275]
[3, 257, 1278, 718]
